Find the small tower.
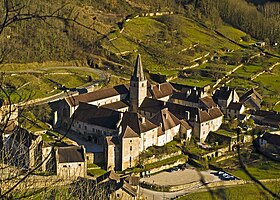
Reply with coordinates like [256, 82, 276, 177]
[130, 54, 147, 112]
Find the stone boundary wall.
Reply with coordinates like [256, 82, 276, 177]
[147, 158, 187, 175]
[141, 177, 280, 193]
[143, 151, 182, 165]
[140, 180, 200, 192]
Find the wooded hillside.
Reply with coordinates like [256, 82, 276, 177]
[0, 0, 279, 64]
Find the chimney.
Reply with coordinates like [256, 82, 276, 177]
[195, 114, 198, 122]
[185, 111, 190, 120]
[158, 84, 161, 91]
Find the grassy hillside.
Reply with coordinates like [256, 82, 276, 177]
[101, 14, 242, 73]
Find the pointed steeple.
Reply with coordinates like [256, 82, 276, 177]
[131, 54, 145, 81]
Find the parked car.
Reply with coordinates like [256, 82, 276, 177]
[217, 171, 224, 175]
[167, 168, 174, 172]
[173, 166, 180, 171]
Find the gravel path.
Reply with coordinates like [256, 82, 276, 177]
[141, 169, 221, 186]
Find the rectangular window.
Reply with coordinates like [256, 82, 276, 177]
[130, 146, 132, 151]
[78, 124, 81, 128]
[85, 126, 87, 130]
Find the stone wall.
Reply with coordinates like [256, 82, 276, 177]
[149, 158, 186, 174]
[142, 151, 182, 165]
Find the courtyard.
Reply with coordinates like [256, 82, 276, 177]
[141, 168, 222, 187]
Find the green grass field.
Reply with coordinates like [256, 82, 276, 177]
[101, 15, 241, 74]
[0, 64, 99, 102]
[179, 182, 280, 200]
[231, 160, 280, 180]
[216, 25, 256, 46]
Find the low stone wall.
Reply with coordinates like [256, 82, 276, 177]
[215, 153, 238, 163]
[149, 158, 186, 174]
[205, 178, 280, 188]
[143, 151, 182, 165]
[140, 180, 200, 192]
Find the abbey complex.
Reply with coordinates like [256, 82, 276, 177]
[52, 55, 224, 171]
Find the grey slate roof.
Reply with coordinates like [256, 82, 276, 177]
[131, 54, 145, 81]
[101, 100, 130, 110]
[66, 84, 129, 106]
[240, 88, 262, 103]
[58, 146, 85, 163]
[213, 87, 233, 101]
[228, 102, 243, 111]
[261, 132, 280, 146]
[74, 102, 121, 129]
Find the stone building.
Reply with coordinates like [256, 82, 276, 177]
[213, 86, 239, 114]
[56, 145, 87, 179]
[5, 126, 42, 170]
[51, 54, 225, 170]
[240, 88, 262, 110]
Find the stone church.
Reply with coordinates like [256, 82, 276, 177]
[52, 55, 223, 171]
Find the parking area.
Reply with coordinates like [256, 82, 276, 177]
[141, 166, 237, 187]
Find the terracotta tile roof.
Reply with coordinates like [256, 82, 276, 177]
[207, 107, 224, 121]
[150, 82, 174, 99]
[122, 126, 139, 138]
[140, 98, 223, 123]
[121, 112, 158, 135]
[180, 119, 192, 130]
[157, 127, 164, 136]
[74, 102, 121, 129]
[199, 96, 217, 109]
[66, 84, 129, 106]
[150, 108, 181, 131]
[58, 146, 85, 163]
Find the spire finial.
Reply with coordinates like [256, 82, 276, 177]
[131, 54, 145, 81]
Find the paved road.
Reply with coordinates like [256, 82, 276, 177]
[12, 66, 109, 106]
[140, 184, 201, 200]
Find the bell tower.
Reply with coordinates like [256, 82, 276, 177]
[130, 54, 147, 112]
